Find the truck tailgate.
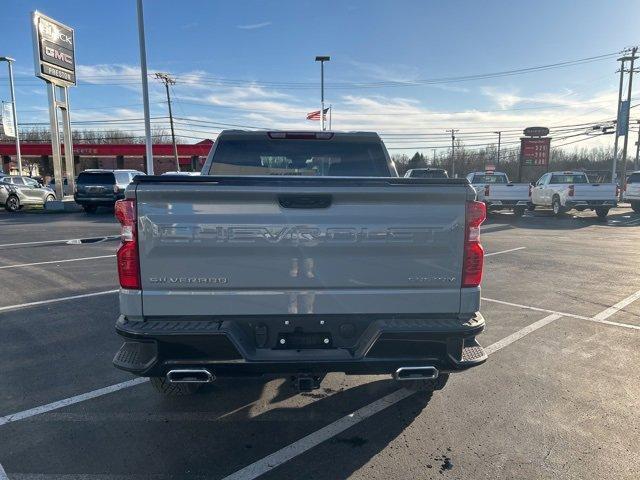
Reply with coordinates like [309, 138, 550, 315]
[134, 178, 471, 317]
[573, 184, 617, 201]
[486, 184, 530, 201]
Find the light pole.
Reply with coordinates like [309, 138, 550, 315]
[0, 56, 22, 175]
[137, 0, 154, 174]
[494, 131, 501, 165]
[620, 46, 638, 198]
[315, 56, 330, 131]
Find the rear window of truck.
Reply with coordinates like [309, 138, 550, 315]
[408, 169, 448, 178]
[77, 172, 115, 185]
[627, 173, 640, 184]
[208, 138, 391, 176]
[472, 174, 508, 184]
[549, 174, 588, 184]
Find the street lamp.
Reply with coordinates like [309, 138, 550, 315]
[315, 56, 330, 131]
[0, 56, 22, 175]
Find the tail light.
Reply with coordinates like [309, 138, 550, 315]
[484, 185, 490, 196]
[115, 198, 140, 289]
[568, 184, 575, 197]
[462, 201, 486, 288]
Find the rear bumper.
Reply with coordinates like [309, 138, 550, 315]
[565, 200, 617, 208]
[485, 200, 530, 209]
[74, 193, 123, 206]
[113, 313, 486, 377]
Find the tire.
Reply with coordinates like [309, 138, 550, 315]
[527, 204, 536, 211]
[595, 207, 610, 219]
[401, 373, 450, 393]
[5, 195, 20, 212]
[44, 194, 55, 204]
[632, 201, 640, 213]
[149, 376, 202, 396]
[552, 196, 563, 217]
[513, 206, 525, 217]
[83, 205, 98, 214]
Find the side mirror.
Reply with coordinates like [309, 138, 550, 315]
[530, 182, 536, 187]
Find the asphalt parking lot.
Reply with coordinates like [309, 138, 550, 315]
[0, 206, 639, 479]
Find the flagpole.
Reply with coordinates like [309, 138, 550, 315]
[315, 56, 330, 131]
[329, 105, 332, 130]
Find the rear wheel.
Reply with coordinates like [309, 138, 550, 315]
[5, 195, 20, 212]
[513, 206, 525, 217]
[44, 194, 55, 204]
[527, 204, 536, 211]
[83, 205, 98, 214]
[595, 207, 610, 219]
[552, 197, 563, 217]
[401, 373, 449, 393]
[631, 201, 640, 213]
[149, 377, 202, 396]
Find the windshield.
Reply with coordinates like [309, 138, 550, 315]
[208, 138, 391, 176]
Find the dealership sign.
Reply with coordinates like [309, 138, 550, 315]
[523, 126, 550, 137]
[520, 137, 551, 167]
[31, 12, 76, 86]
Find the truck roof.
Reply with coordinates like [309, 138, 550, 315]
[216, 129, 381, 141]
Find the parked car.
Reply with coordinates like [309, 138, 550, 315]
[531, 171, 618, 218]
[466, 171, 532, 216]
[74, 169, 145, 213]
[623, 171, 640, 213]
[0, 175, 56, 212]
[48, 177, 74, 196]
[112, 130, 487, 397]
[404, 168, 448, 179]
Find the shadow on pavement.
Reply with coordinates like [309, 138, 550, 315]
[0, 376, 429, 479]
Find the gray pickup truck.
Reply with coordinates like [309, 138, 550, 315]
[113, 130, 487, 396]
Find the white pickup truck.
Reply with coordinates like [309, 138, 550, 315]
[623, 171, 640, 213]
[531, 171, 618, 218]
[466, 171, 531, 216]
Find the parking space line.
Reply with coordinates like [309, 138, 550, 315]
[0, 235, 119, 249]
[0, 290, 117, 314]
[0, 378, 147, 427]
[482, 297, 590, 320]
[484, 314, 562, 355]
[484, 289, 640, 331]
[0, 255, 115, 270]
[485, 247, 526, 257]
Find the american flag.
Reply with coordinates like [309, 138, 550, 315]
[306, 108, 329, 121]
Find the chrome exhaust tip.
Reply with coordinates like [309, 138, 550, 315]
[166, 369, 214, 384]
[394, 366, 439, 381]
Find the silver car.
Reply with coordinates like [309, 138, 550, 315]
[0, 176, 56, 212]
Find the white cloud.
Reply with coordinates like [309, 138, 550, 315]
[237, 21, 271, 30]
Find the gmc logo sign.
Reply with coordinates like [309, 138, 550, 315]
[44, 45, 73, 65]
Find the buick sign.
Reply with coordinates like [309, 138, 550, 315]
[32, 12, 76, 86]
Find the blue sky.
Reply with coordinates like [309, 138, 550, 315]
[2, 0, 639, 154]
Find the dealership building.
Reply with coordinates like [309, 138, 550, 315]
[0, 140, 213, 177]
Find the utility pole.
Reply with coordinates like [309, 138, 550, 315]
[447, 129, 459, 177]
[0, 57, 22, 175]
[613, 54, 631, 183]
[137, 0, 154, 174]
[155, 72, 180, 171]
[620, 46, 638, 197]
[494, 131, 501, 165]
[315, 56, 330, 131]
[635, 120, 640, 170]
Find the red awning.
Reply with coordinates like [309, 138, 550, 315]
[0, 140, 214, 158]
